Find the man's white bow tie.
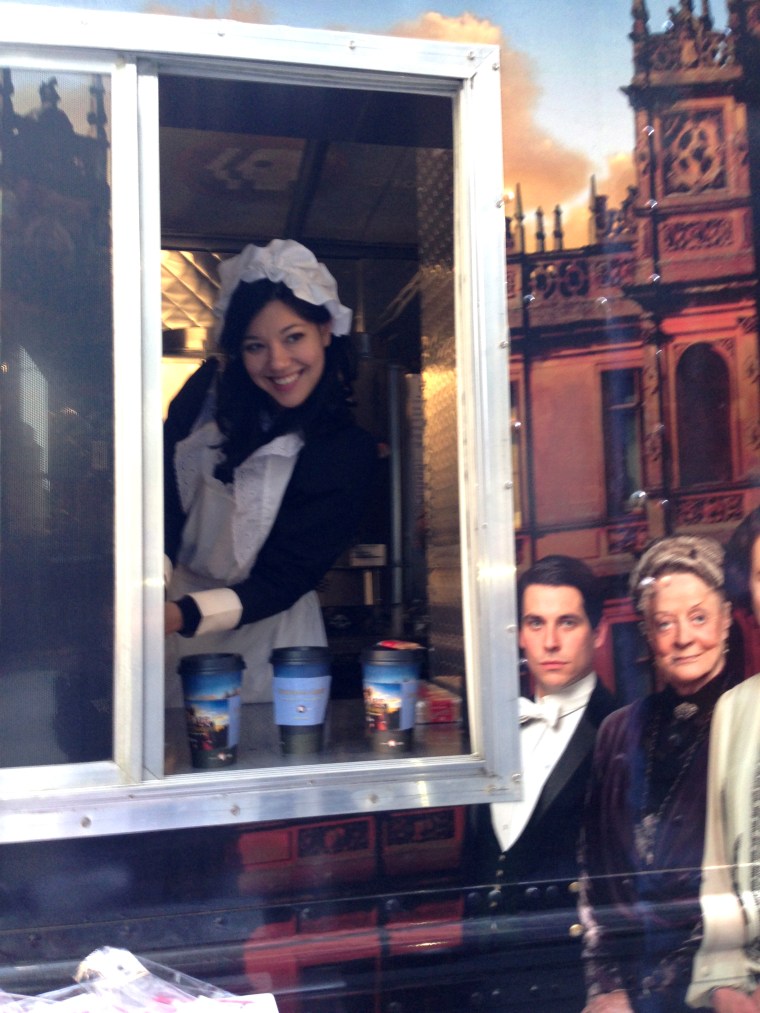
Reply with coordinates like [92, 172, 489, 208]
[519, 696, 562, 729]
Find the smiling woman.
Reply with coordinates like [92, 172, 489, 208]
[163, 239, 378, 706]
[579, 535, 742, 1013]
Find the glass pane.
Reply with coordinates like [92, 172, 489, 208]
[158, 75, 468, 772]
[0, 68, 113, 766]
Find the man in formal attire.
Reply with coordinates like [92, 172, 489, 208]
[468, 555, 617, 1011]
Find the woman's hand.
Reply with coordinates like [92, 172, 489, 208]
[582, 990, 634, 1013]
[165, 601, 183, 636]
[711, 987, 760, 1012]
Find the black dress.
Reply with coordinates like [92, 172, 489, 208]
[579, 651, 744, 1013]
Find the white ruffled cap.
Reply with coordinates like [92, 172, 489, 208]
[214, 239, 353, 338]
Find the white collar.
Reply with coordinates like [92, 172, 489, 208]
[520, 671, 597, 727]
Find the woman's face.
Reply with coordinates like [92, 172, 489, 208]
[241, 299, 331, 409]
[751, 536, 760, 624]
[645, 571, 731, 696]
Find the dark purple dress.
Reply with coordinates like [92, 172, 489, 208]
[579, 662, 742, 1013]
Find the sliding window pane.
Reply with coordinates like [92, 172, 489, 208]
[0, 68, 113, 766]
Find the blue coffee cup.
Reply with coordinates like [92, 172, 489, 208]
[179, 653, 244, 769]
[270, 646, 331, 755]
[361, 646, 423, 752]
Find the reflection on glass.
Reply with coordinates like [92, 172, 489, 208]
[0, 68, 113, 766]
[602, 368, 644, 517]
[158, 76, 466, 770]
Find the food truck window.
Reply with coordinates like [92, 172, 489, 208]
[157, 73, 472, 775]
[0, 12, 518, 840]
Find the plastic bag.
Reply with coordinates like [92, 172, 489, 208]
[39, 949, 277, 1013]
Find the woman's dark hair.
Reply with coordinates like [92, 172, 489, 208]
[213, 278, 355, 483]
[725, 506, 760, 608]
[218, 278, 332, 356]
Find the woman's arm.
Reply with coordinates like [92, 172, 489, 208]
[175, 424, 378, 636]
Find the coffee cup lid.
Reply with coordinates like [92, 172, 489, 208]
[361, 646, 424, 665]
[178, 652, 245, 675]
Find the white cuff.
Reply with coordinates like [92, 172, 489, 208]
[189, 588, 243, 635]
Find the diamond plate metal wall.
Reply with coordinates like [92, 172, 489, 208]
[161, 251, 221, 331]
[416, 149, 464, 685]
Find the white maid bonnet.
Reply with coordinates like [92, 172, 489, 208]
[214, 239, 353, 338]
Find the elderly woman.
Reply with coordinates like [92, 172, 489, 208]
[687, 508, 760, 1012]
[580, 535, 741, 1013]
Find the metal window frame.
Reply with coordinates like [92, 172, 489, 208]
[0, 5, 520, 843]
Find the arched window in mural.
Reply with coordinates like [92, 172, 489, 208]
[676, 342, 731, 487]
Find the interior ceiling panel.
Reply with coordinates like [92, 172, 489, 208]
[160, 128, 304, 241]
[302, 144, 419, 246]
[158, 74, 452, 257]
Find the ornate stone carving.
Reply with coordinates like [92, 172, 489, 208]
[608, 522, 649, 556]
[662, 109, 726, 194]
[529, 259, 590, 300]
[637, 1, 733, 73]
[676, 493, 744, 525]
[643, 362, 660, 398]
[529, 262, 557, 299]
[644, 428, 664, 466]
[558, 259, 589, 298]
[594, 256, 635, 289]
[663, 216, 732, 252]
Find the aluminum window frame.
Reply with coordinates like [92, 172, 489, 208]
[0, 5, 520, 843]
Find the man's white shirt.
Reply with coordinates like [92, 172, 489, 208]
[491, 671, 598, 852]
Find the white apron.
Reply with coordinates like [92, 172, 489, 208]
[165, 421, 327, 705]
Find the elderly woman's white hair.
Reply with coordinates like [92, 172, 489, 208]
[629, 534, 725, 615]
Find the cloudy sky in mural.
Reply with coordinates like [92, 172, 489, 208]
[5, 0, 724, 247]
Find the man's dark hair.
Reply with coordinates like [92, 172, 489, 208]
[517, 554, 604, 629]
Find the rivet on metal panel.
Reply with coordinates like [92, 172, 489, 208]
[467, 50, 476, 60]
[492, 62, 500, 71]
[511, 772, 522, 783]
[506, 624, 517, 633]
[80, 815, 92, 828]
[499, 339, 508, 349]
[569, 923, 584, 938]
[368, 793, 379, 804]
[504, 481, 513, 490]
[349, 39, 357, 49]
[230, 805, 240, 816]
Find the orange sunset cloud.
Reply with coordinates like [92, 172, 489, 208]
[388, 12, 609, 249]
